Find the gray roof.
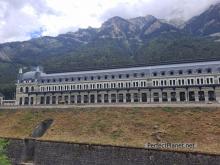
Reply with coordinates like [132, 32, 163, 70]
[21, 60, 220, 81]
[41, 60, 220, 78]
[0, 93, 4, 97]
[22, 71, 46, 80]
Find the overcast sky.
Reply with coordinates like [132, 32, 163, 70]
[0, 0, 219, 43]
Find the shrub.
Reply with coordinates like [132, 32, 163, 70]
[0, 139, 11, 165]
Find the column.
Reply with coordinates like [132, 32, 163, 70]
[131, 92, 134, 103]
[33, 95, 37, 105]
[159, 91, 162, 103]
[68, 93, 71, 104]
[123, 93, 126, 103]
[108, 93, 111, 103]
[167, 92, 171, 102]
[56, 94, 59, 104]
[94, 92, 97, 103]
[101, 93, 104, 103]
[215, 87, 220, 103]
[81, 94, 84, 104]
[116, 92, 118, 103]
[195, 90, 199, 102]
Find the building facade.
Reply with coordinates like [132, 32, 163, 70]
[16, 61, 220, 106]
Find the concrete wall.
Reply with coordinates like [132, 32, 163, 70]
[6, 139, 220, 165]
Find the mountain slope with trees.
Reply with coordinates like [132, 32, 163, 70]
[0, 3, 220, 98]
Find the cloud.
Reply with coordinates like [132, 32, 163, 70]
[0, 0, 219, 43]
[100, 0, 220, 21]
[0, 0, 58, 43]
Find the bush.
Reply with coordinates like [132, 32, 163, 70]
[0, 139, 11, 165]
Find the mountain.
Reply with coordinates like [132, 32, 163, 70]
[184, 3, 220, 36]
[0, 3, 220, 98]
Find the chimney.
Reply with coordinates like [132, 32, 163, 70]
[19, 68, 23, 74]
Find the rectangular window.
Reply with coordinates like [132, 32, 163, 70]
[153, 93, 159, 102]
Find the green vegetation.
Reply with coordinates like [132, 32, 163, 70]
[1, 33, 220, 98]
[0, 139, 10, 165]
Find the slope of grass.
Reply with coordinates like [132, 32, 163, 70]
[0, 107, 219, 154]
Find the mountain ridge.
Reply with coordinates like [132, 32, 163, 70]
[0, 3, 220, 98]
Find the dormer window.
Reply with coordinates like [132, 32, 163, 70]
[170, 71, 174, 75]
[65, 78, 69, 82]
[105, 75, 108, 79]
[119, 75, 122, 79]
[178, 70, 183, 75]
[78, 77, 81, 81]
[188, 70, 192, 74]
[112, 75, 115, 79]
[97, 76, 101, 80]
[133, 73, 137, 78]
[153, 72, 157, 77]
[141, 73, 145, 77]
[207, 68, 212, 73]
[53, 79, 56, 82]
[126, 74, 130, 78]
[91, 76, 94, 80]
[84, 77, 87, 81]
[197, 69, 202, 74]
[161, 72, 165, 76]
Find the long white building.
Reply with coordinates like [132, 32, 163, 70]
[16, 61, 220, 105]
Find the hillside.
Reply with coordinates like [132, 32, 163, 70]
[0, 107, 219, 154]
[0, 3, 220, 98]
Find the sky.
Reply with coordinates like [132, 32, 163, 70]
[0, 0, 219, 43]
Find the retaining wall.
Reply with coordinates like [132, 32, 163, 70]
[6, 139, 220, 165]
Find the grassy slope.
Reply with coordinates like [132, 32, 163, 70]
[0, 107, 219, 154]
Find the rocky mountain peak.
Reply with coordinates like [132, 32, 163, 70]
[128, 15, 157, 29]
[184, 2, 220, 36]
[101, 16, 129, 28]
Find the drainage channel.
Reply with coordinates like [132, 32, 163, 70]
[19, 119, 53, 165]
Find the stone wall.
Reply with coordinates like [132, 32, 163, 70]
[6, 139, 220, 165]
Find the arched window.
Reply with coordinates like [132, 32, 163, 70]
[20, 87, 23, 92]
[25, 87, 29, 93]
[31, 86, 34, 92]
